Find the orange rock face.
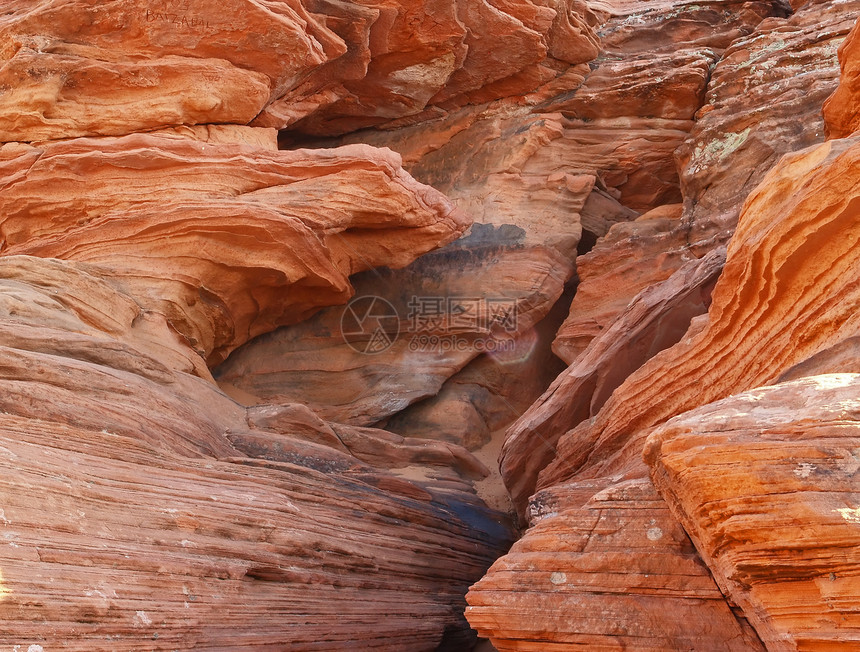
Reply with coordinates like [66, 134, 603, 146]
[645, 375, 860, 652]
[467, 479, 765, 651]
[0, 0, 343, 141]
[824, 18, 860, 137]
[467, 4, 860, 649]
[471, 126, 860, 651]
[0, 0, 601, 141]
[272, 0, 601, 135]
[542, 133, 860, 491]
[677, 0, 857, 239]
[0, 132, 467, 365]
[4, 0, 860, 648]
[498, 0, 860, 514]
[215, 231, 571, 426]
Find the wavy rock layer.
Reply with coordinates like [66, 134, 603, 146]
[470, 73, 860, 652]
[0, 255, 514, 650]
[0, 132, 467, 366]
[500, 0, 860, 514]
[825, 17, 860, 137]
[502, 246, 724, 513]
[0, 0, 600, 141]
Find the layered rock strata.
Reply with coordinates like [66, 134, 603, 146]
[646, 375, 860, 651]
[0, 132, 467, 366]
[469, 115, 860, 650]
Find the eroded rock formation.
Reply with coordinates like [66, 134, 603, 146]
[0, 257, 513, 650]
[2, 0, 860, 649]
[469, 51, 860, 652]
[0, 132, 467, 365]
[646, 374, 860, 651]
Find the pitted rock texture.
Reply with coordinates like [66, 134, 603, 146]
[0, 132, 467, 366]
[677, 0, 860, 240]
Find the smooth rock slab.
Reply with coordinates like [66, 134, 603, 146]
[466, 478, 764, 651]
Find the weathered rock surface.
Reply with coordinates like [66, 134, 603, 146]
[333, 0, 785, 249]
[4, 0, 860, 648]
[0, 0, 342, 141]
[271, 0, 601, 135]
[553, 0, 859, 367]
[215, 227, 571, 426]
[500, 0, 860, 512]
[384, 285, 570, 452]
[540, 133, 860, 492]
[0, 132, 467, 366]
[466, 478, 765, 651]
[646, 374, 860, 651]
[0, 0, 601, 141]
[472, 62, 860, 650]
[0, 254, 515, 650]
[551, 204, 687, 365]
[677, 0, 859, 240]
[825, 16, 860, 137]
[502, 246, 724, 513]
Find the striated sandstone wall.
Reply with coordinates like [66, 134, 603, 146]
[1, 0, 860, 650]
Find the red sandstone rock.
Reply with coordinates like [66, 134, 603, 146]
[540, 134, 860, 492]
[645, 374, 860, 651]
[477, 55, 860, 651]
[501, 247, 724, 513]
[0, 255, 515, 650]
[0, 133, 467, 365]
[384, 287, 570, 451]
[466, 478, 765, 650]
[677, 0, 859, 240]
[501, 0, 860, 513]
[273, 0, 601, 135]
[0, 0, 603, 141]
[215, 232, 571, 426]
[552, 204, 687, 365]
[824, 16, 860, 137]
[0, 0, 348, 141]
